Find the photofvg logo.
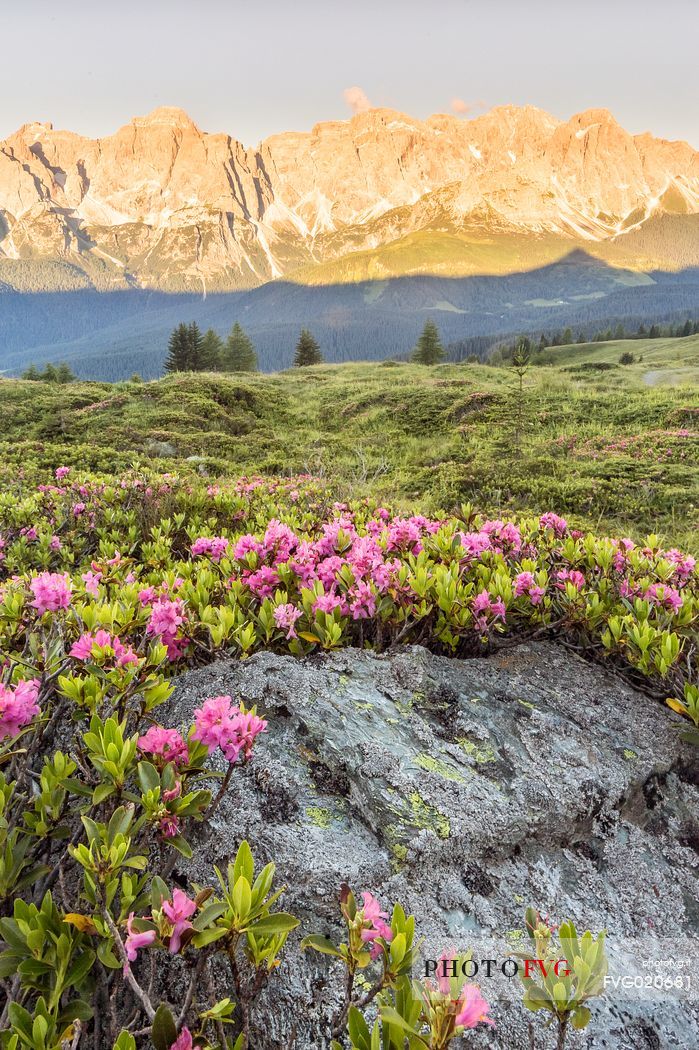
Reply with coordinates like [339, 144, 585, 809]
[419, 953, 570, 991]
[423, 955, 572, 982]
[417, 935, 698, 1006]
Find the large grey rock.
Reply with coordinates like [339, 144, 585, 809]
[167, 643, 699, 1049]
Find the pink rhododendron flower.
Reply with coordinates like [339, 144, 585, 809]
[644, 584, 683, 612]
[162, 781, 182, 804]
[349, 581, 377, 619]
[245, 566, 279, 598]
[30, 572, 72, 614]
[192, 695, 236, 750]
[434, 949, 458, 996]
[70, 630, 139, 668]
[665, 549, 696, 580]
[81, 570, 102, 597]
[472, 590, 506, 630]
[459, 531, 493, 557]
[162, 888, 197, 954]
[360, 892, 393, 959]
[0, 678, 40, 739]
[385, 518, 423, 553]
[159, 814, 181, 838]
[124, 912, 156, 967]
[316, 555, 346, 588]
[264, 519, 298, 563]
[192, 695, 267, 761]
[55, 466, 70, 480]
[169, 1028, 193, 1050]
[232, 534, 264, 560]
[481, 519, 522, 551]
[225, 710, 267, 761]
[49, 535, 62, 551]
[454, 984, 494, 1028]
[539, 512, 568, 536]
[138, 725, 189, 767]
[273, 602, 302, 639]
[514, 572, 545, 605]
[557, 569, 585, 591]
[313, 593, 344, 615]
[147, 598, 186, 659]
[191, 536, 229, 562]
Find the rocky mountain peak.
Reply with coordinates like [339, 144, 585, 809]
[0, 103, 697, 290]
[130, 106, 199, 131]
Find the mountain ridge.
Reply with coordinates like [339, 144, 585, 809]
[1, 103, 698, 293]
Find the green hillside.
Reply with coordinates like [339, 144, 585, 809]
[2, 335, 697, 550]
[538, 332, 699, 383]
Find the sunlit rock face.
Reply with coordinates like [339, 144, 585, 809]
[0, 104, 697, 289]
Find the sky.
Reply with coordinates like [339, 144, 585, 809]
[1, 0, 698, 148]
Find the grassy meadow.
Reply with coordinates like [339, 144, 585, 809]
[1, 334, 697, 550]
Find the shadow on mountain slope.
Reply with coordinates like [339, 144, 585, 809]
[1, 252, 698, 380]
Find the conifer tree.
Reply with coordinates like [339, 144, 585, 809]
[223, 323, 258, 372]
[164, 322, 206, 372]
[411, 319, 445, 365]
[200, 329, 224, 371]
[22, 364, 41, 381]
[186, 322, 204, 370]
[293, 328, 323, 367]
[55, 362, 76, 384]
[165, 323, 191, 373]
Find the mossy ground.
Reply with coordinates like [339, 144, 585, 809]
[1, 334, 697, 550]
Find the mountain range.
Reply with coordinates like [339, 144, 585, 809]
[1, 104, 698, 376]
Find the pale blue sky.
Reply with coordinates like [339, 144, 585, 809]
[2, 0, 697, 147]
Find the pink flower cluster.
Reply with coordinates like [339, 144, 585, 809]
[455, 984, 494, 1029]
[0, 678, 40, 740]
[192, 695, 267, 763]
[230, 515, 435, 622]
[191, 536, 229, 562]
[514, 572, 545, 605]
[123, 888, 197, 971]
[430, 951, 494, 1029]
[360, 892, 394, 960]
[472, 589, 506, 631]
[137, 725, 189, 767]
[273, 602, 303, 639]
[644, 583, 683, 612]
[124, 913, 156, 967]
[29, 572, 72, 614]
[539, 512, 568, 536]
[147, 598, 186, 660]
[70, 629, 139, 667]
[162, 888, 197, 953]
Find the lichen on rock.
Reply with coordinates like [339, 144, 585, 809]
[167, 641, 699, 1048]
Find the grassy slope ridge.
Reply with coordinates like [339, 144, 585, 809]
[1, 336, 697, 550]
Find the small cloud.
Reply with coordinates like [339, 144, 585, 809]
[343, 86, 372, 115]
[451, 97, 471, 116]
